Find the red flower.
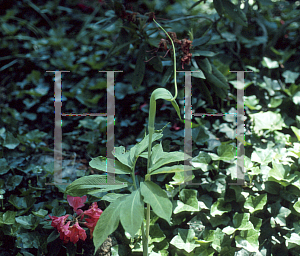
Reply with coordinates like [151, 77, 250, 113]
[60, 221, 71, 243]
[47, 197, 103, 244]
[84, 202, 103, 218]
[172, 122, 181, 131]
[68, 222, 87, 244]
[83, 202, 103, 238]
[48, 215, 70, 232]
[67, 195, 87, 216]
[84, 216, 99, 238]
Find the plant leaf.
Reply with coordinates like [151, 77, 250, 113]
[89, 156, 132, 174]
[222, 0, 248, 27]
[132, 43, 146, 90]
[93, 196, 126, 254]
[140, 181, 172, 223]
[65, 175, 128, 197]
[120, 189, 144, 237]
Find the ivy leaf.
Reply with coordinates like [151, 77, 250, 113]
[210, 198, 231, 217]
[235, 229, 260, 252]
[244, 194, 267, 213]
[3, 131, 20, 149]
[284, 233, 300, 249]
[293, 199, 300, 214]
[0, 158, 10, 175]
[173, 189, 199, 214]
[282, 70, 300, 84]
[170, 229, 200, 253]
[208, 144, 235, 161]
[233, 213, 254, 230]
[261, 57, 279, 69]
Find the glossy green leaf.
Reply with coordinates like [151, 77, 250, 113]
[100, 193, 124, 203]
[192, 126, 210, 146]
[206, 73, 229, 89]
[149, 165, 190, 177]
[149, 147, 189, 172]
[129, 131, 164, 166]
[173, 189, 199, 214]
[3, 131, 20, 149]
[89, 156, 132, 174]
[120, 189, 144, 237]
[210, 198, 231, 217]
[251, 148, 273, 165]
[268, 161, 297, 186]
[170, 229, 200, 253]
[191, 152, 212, 172]
[0, 158, 10, 175]
[261, 57, 279, 69]
[149, 223, 166, 244]
[250, 111, 286, 133]
[284, 233, 300, 249]
[192, 36, 211, 47]
[196, 57, 212, 74]
[244, 194, 267, 213]
[282, 70, 299, 84]
[0, 211, 16, 225]
[244, 95, 262, 110]
[140, 181, 172, 223]
[191, 69, 205, 79]
[8, 195, 35, 210]
[208, 228, 231, 252]
[222, 226, 236, 235]
[93, 196, 125, 254]
[208, 144, 235, 161]
[209, 216, 230, 230]
[114, 146, 132, 169]
[235, 229, 260, 253]
[32, 209, 48, 218]
[173, 200, 199, 214]
[291, 126, 300, 141]
[47, 230, 60, 244]
[15, 214, 39, 229]
[65, 175, 128, 197]
[179, 189, 199, 209]
[170, 170, 195, 185]
[233, 213, 254, 230]
[293, 199, 300, 213]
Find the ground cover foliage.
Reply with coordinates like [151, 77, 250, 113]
[1, 0, 300, 255]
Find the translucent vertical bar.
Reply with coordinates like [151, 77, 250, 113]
[228, 71, 252, 186]
[46, 70, 122, 186]
[106, 71, 115, 184]
[177, 71, 201, 185]
[46, 71, 70, 185]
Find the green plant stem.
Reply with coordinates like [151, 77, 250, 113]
[141, 221, 148, 256]
[131, 161, 138, 190]
[132, 172, 138, 190]
[142, 19, 179, 256]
